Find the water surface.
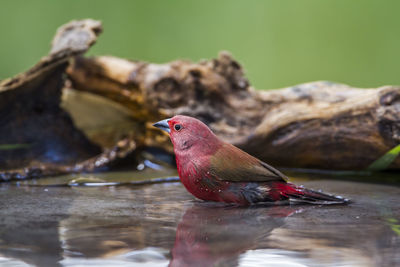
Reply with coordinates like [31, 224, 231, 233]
[0, 169, 399, 267]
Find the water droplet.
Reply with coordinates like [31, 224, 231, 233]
[136, 163, 145, 171]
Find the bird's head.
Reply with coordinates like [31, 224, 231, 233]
[153, 115, 220, 153]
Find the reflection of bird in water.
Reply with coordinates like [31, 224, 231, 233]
[169, 203, 304, 267]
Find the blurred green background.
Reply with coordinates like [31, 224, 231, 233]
[0, 0, 399, 89]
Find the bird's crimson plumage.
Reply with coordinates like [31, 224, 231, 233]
[154, 115, 348, 205]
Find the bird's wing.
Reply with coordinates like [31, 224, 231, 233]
[208, 143, 288, 182]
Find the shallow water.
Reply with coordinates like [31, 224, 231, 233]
[0, 169, 399, 267]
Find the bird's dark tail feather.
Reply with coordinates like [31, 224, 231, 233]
[280, 183, 350, 205]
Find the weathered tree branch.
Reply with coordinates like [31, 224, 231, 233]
[67, 53, 400, 170]
[0, 20, 139, 181]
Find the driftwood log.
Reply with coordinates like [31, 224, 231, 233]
[0, 20, 139, 181]
[0, 19, 399, 181]
[67, 53, 400, 170]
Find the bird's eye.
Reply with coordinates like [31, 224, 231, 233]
[174, 124, 182, 131]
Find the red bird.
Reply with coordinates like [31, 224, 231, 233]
[154, 115, 348, 205]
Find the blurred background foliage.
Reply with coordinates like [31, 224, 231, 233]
[0, 0, 399, 89]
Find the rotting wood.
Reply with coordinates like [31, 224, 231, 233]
[0, 20, 140, 181]
[67, 53, 400, 170]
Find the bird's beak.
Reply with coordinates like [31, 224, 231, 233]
[153, 118, 171, 133]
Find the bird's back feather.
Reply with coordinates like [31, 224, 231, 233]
[209, 143, 288, 183]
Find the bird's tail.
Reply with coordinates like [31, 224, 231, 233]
[277, 183, 349, 205]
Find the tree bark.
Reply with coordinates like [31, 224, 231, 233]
[67, 53, 400, 170]
[0, 20, 139, 181]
